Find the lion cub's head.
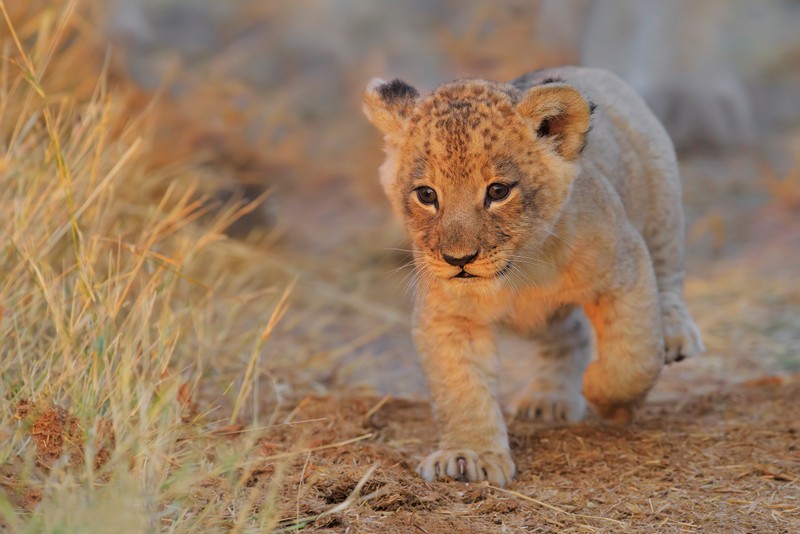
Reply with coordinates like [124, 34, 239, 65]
[363, 77, 592, 288]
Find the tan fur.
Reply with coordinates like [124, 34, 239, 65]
[363, 67, 704, 486]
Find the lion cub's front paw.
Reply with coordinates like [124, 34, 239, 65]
[510, 389, 586, 424]
[417, 449, 515, 487]
[662, 303, 705, 363]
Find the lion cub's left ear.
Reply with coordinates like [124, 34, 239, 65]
[517, 83, 593, 161]
[363, 78, 419, 137]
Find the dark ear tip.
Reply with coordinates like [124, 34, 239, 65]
[376, 78, 419, 103]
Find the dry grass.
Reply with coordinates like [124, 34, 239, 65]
[2, 1, 799, 533]
[0, 2, 310, 531]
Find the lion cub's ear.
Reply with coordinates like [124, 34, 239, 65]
[517, 83, 593, 161]
[363, 78, 419, 137]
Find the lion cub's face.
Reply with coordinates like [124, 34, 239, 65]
[364, 78, 592, 289]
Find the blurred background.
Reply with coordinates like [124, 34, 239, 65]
[102, 0, 800, 400]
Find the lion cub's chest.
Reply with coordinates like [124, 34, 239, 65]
[500, 286, 567, 333]
[501, 262, 596, 333]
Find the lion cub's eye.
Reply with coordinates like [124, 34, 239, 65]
[486, 183, 511, 204]
[415, 186, 438, 206]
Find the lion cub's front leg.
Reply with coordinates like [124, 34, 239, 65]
[413, 298, 515, 486]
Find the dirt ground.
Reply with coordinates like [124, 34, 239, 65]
[260, 379, 798, 533]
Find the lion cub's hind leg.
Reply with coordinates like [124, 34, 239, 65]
[650, 232, 705, 363]
[645, 165, 705, 363]
[660, 290, 705, 363]
[509, 307, 591, 424]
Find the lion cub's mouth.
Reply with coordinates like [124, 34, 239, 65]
[451, 262, 512, 280]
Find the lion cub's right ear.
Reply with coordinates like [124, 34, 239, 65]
[363, 78, 419, 137]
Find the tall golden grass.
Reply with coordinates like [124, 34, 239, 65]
[0, 1, 297, 530]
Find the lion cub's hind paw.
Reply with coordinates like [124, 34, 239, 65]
[510, 389, 586, 424]
[417, 449, 515, 487]
[662, 307, 705, 364]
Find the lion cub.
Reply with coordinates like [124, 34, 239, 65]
[363, 67, 704, 486]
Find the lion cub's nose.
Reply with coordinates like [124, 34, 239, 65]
[442, 250, 479, 268]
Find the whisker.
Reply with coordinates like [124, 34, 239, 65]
[399, 265, 421, 288]
[505, 253, 557, 268]
[381, 247, 416, 254]
[405, 266, 423, 298]
[541, 227, 576, 250]
[387, 259, 420, 276]
[509, 262, 536, 289]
